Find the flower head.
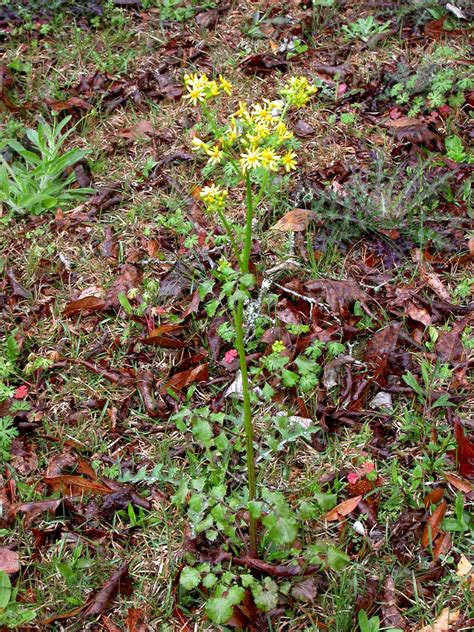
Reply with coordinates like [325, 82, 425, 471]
[239, 147, 264, 172]
[272, 340, 286, 353]
[219, 75, 232, 96]
[281, 150, 297, 172]
[260, 148, 281, 171]
[206, 144, 224, 165]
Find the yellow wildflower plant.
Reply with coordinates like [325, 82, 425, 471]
[183, 72, 231, 105]
[206, 144, 224, 165]
[279, 76, 317, 108]
[239, 148, 264, 173]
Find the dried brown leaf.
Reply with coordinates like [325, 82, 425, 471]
[82, 562, 132, 618]
[325, 495, 362, 522]
[64, 295, 105, 316]
[421, 500, 447, 548]
[271, 209, 317, 232]
[0, 548, 19, 574]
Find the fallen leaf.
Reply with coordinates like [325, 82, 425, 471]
[137, 369, 163, 419]
[381, 575, 406, 630]
[444, 472, 473, 494]
[6, 268, 30, 299]
[15, 499, 62, 527]
[271, 209, 317, 232]
[126, 607, 148, 632]
[305, 279, 370, 317]
[291, 577, 319, 602]
[364, 322, 401, 381]
[293, 120, 315, 138]
[0, 548, 19, 574]
[143, 324, 185, 348]
[240, 53, 288, 76]
[421, 500, 447, 548]
[104, 264, 141, 309]
[195, 8, 219, 29]
[64, 295, 105, 316]
[385, 117, 443, 151]
[118, 119, 155, 140]
[417, 607, 460, 632]
[163, 363, 209, 393]
[454, 419, 474, 480]
[420, 269, 450, 302]
[100, 226, 118, 259]
[44, 475, 113, 497]
[10, 439, 38, 476]
[435, 329, 465, 364]
[406, 302, 432, 326]
[82, 562, 132, 618]
[432, 532, 451, 562]
[325, 495, 362, 522]
[456, 554, 472, 577]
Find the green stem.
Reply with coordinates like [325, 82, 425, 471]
[215, 206, 243, 268]
[232, 172, 258, 558]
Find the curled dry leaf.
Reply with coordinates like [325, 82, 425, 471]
[15, 499, 62, 528]
[421, 499, 447, 548]
[64, 295, 105, 316]
[162, 363, 209, 394]
[271, 209, 317, 232]
[385, 116, 443, 151]
[443, 472, 473, 494]
[417, 607, 460, 632]
[43, 475, 113, 497]
[143, 324, 185, 348]
[325, 495, 362, 522]
[82, 562, 132, 618]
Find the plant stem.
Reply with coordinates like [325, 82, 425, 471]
[232, 173, 258, 557]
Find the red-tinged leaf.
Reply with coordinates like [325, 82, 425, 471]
[0, 547, 19, 574]
[10, 438, 38, 476]
[271, 209, 317, 232]
[13, 385, 29, 399]
[424, 487, 445, 508]
[44, 475, 112, 497]
[82, 562, 132, 618]
[15, 499, 62, 527]
[325, 495, 362, 522]
[444, 472, 473, 494]
[64, 295, 105, 316]
[436, 330, 465, 364]
[162, 363, 208, 393]
[421, 499, 447, 548]
[46, 450, 77, 477]
[118, 119, 155, 140]
[41, 605, 86, 626]
[143, 325, 185, 348]
[454, 419, 474, 480]
[100, 226, 118, 259]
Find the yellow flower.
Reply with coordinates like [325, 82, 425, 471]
[207, 80, 220, 97]
[272, 340, 286, 353]
[224, 119, 239, 144]
[280, 76, 317, 108]
[239, 147, 264, 172]
[206, 144, 224, 165]
[281, 150, 297, 172]
[274, 122, 293, 143]
[185, 84, 207, 106]
[234, 100, 250, 120]
[219, 75, 232, 96]
[251, 102, 274, 125]
[260, 148, 281, 171]
[191, 137, 208, 152]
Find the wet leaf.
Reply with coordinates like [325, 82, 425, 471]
[325, 495, 362, 522]
[104, 264, 141, 309]
[15, 499, 62, 527]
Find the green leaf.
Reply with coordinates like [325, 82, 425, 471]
[179, 566, 201, 590]
[402, 371, 424, 397]
[314, 491, 337, 511]
[282, 369, 299, 387]
[0, 571, 11, 609]
[252, 577, 279, 612]
[203, 573, 218, 589]
[191, 418, 213, 445]
[263, 513, 298, 545]
[327, 546, 350, 571]
[205, 586, 245, 624]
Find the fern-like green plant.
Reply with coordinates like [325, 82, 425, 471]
[0, 115, 93, 219]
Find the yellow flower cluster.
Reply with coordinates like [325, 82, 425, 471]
[200, 184, 228, 211]
[185, 74, 316, 208]
[183, 73, 232, 105]
[279, 76, 317, 108]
